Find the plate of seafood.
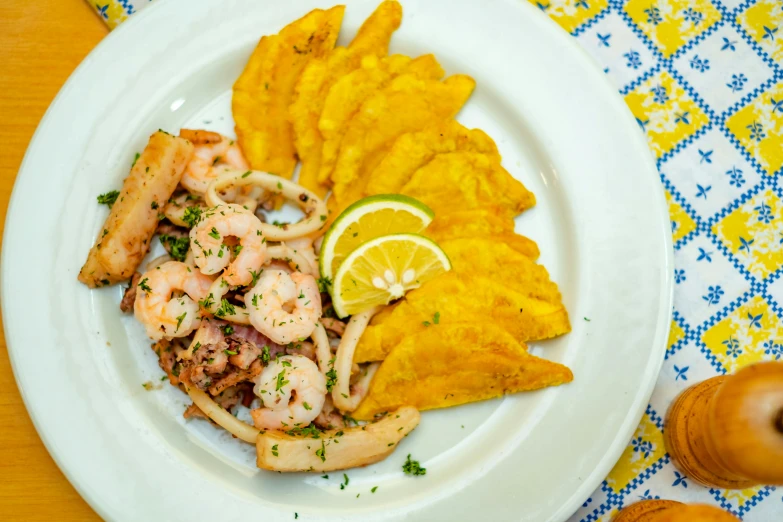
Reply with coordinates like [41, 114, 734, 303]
[2, 0, 672, 520]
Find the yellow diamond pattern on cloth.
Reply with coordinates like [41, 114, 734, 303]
[737, 0, 783, 63]
[666, 190, 698, 242]
[625, 71, 709, 159]
[529, 0, 609, 33]
[702, 295, 783, 374]
[605, 413, 666, 493]
[726, 82, 783, 175]
[625, 0, 721, 57]
[717, 486, 768, 511]
[711, 189, 783, 279]
[668, 320, 686, 352]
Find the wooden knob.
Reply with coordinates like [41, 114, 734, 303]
[664, 361, 783, 488]
[613, 501, 739, 522]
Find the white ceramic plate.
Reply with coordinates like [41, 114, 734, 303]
[2, 0, 672, 520]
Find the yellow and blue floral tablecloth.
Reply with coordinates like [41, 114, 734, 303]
[89, 1, 782, 520]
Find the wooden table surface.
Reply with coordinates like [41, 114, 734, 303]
[0, 1, 107, 519]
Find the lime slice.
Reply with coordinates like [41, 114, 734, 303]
[331, 233, 451, 318]
[319, 195, 434, 283]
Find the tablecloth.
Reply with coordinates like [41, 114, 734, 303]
[88, 1, 783, 520]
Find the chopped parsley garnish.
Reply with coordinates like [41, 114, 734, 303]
[198, 293, 215, 310]
[215, 299, 236, 317]
[220, 324, 234, 336]
[131, 152, 140, 167]
[422, 320, 431, 327]
[315, 440, 326, 462]
[275, 369, 289, 391]
[402, 454, 426, 476]
[584, 317, 591, 322]
[277, 181, 283, 189]
[371, 486, 378, 493]
[281, 360, 292, 367]
[97, 190, 120, 208]
[175, 312, 187, 332]
[208, 227, 221, 239]
[271, 444, 279, 457]
[321, 475, 328, 479]
[159, 234, 189, 262]
[320, 215, 327, 222]
[182, 206, 202, 228]
[317, 276, 332, 293]
[285, 424, 321, 439]
[224, 349, 237, 356]
[248, 269, 262, 287]
[138, 278, 152, 294]
[251, 294, 260, 307]
[433, 311, 440, 324]
[325, 360, 337, 392]
[150, 201, 159, 210]
[234, 244, 243, 256]
[260, 345, 271, 364]
[303, 401, 311, 410]
[242, 170, 252, 178]
[192, 341, 201, 354]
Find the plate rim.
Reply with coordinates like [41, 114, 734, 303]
[1, 0, 674, 520]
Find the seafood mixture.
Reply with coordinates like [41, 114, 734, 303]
[79, 1, 571, 474]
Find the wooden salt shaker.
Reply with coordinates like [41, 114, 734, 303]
[613, 500, 739, 521]
[663, 361, 783, 489]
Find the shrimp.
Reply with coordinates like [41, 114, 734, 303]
[179, 129, 249, 195]
[250, 355, 326, 430]
[247, 269, 321, 344]
[133, 261, 213, 340]
[189, 204, 266, 286]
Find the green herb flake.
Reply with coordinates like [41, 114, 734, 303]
[208, 227, 221, 240]
[276, 370, 290, 391]
[433, 311, 440, 324]
[315, 439, 326, 462]
[159, 234, 190, 262]
[97, 190, 120, 208]
[182, 206, 202, 228]
[271, 444, 279, 457]
[131, 152, 141, 167]
[175, 312, 187, 332]
[402, 454, 426, 476]
[241, 170, 252, 178]
[138, 278, 152, 294]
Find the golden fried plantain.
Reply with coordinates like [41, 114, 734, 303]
[364, 120, 499, 196]
[290, 1, 403, 196]
[425, 207, 540, 259]
[439, 238, 562, 303]
[399, 151, 535, 218]
[352, 323, 573, 419]
[354, 272, 571, 363]
[233, 6, 344, 179]
[317, 54, 444, 188]
[328, 73, 476, 206]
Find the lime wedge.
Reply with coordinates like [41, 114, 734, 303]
[319, 195, 434, 283]
[331, 233, 451, 318]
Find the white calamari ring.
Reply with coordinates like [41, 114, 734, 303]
[206, 169, 328, 241]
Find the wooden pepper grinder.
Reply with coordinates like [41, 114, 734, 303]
[613, 500, 739, 521]
[664, 361, 783, 489]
